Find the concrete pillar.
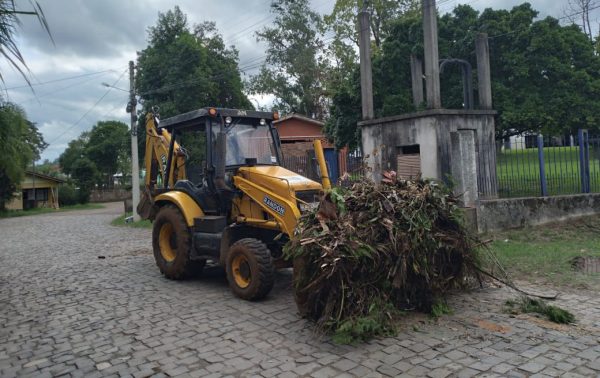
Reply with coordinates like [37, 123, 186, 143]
[422, 0, 441, 109]
[451, 129, 478, 207]
[410, 55, 424, 108]
[475, 33, 493, 109]
[358, 9, 374, 120]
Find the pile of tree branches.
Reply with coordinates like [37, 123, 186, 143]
[285, 175, 482, 343]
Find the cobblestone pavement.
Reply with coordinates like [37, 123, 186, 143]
[1, 202, 600, 378]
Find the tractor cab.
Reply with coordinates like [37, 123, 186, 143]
[154, 108, 285, 214]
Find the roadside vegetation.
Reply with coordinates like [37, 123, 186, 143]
[111, 212, 152, 229]
[0, 203, 104, 218]
[488, 215, 600, 289]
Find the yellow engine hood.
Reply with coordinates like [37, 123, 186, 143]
[236, 166, 322, 198]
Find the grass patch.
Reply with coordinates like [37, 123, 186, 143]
[430, 301, 453, 318]
[331, 301, 401, 345]
[487, 215, 600, 288]
[0, 203, 104, 218]
[111, 212, 152, 229]
[505, 297, 575, 324]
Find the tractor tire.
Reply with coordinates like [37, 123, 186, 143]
[226, 238, 274, 300]
[152, 205, 204, 279]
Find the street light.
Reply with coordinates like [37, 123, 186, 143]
[101, 82, 129, 92]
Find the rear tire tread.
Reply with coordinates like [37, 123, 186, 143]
[152, 204, 202, 280]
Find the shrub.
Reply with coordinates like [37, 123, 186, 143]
[58, 183, 78, 206]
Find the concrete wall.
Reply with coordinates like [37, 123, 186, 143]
[360, 109, 497, 193]
[477, 193, 600, 233]
[90, 189, 132, 203]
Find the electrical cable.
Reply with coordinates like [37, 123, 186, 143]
[2, 69, 119, 90]
[46, 68, 128, 146]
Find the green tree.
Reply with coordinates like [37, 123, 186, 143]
[324, 0, 418, 49]
[0, 102, 47, 209]
[86, 121, 129, 187]
[136, 7, 251, 118]
[323, 0, 419, 148]
[70, 157, 98, 204]
[248, 0, 327, 118]
[58, 132, 89, 176]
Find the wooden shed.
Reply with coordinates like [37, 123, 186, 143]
[5, 171, 65, 210]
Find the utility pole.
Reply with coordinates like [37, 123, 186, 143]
[358, 4, 374, 120]
[128, 60, 140, 221]
[423, 0, 441, 109]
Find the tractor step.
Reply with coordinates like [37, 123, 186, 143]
[194, 216, 227, 233]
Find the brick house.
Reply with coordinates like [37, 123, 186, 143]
[274, 114, 346, 182]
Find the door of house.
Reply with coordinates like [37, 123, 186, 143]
[324, 148, 339, 184]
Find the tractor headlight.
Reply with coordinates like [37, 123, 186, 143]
[298, 201, 319, 213]
[259, 118, 266, 126]
[225, 116, 232, 124]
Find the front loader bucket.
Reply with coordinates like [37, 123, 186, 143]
[137, 189, 154, 220]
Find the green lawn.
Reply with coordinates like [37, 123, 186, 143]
[496, 145, 600, 197]
[0, 203, 104, 218]
[111, 212, 152, 229]
[487, 215, 600, 289]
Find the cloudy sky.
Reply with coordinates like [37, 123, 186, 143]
[1, 0, 591, 162]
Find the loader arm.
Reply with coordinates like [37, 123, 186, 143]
[137, 112, 187, 219]
[232, 175, 301, 236]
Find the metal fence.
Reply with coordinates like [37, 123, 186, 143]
[479, 130, 600, 198]
[281, 149, 365, 187]
[281, 155, 319, 182]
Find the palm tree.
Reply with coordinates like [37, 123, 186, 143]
[0, 0, 52, 85]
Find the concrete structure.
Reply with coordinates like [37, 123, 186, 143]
[422, 0, 441, 109]
[410, 55, 424, 108]
[360, 0, 498, 200]
[358, 9, 374, 120]
[477, 193, 600, 233]
[475, 33, 493, 109]
[451, 129, 478, 207]
[6, 171, 65, 210]
[360, 109, 497, 195]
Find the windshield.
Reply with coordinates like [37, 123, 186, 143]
[213, 121, 278, 166]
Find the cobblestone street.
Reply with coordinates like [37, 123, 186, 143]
[1, 202, 599, 378]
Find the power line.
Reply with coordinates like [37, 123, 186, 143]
[558, 2, 600, 21]
[46, 68, 128, 146]
[20, 71, 115, 105]
[2, 69, 118, 90]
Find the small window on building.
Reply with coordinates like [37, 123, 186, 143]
[397, 145, 421, 180]
[36, 188, 49, 201]
[24, 188, 49, 201]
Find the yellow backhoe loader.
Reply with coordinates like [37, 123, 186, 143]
[137, 107, 331, 300]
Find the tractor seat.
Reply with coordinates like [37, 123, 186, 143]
[173, 180, 218, 215]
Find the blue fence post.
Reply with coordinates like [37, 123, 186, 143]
[578, 129, 590, 193]
[537, 135, 548, 196]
